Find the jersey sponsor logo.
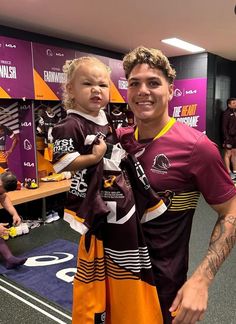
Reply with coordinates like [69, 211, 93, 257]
[151, 154, 170, 174]
[54, 138, 75, 153]
[70, 169, 88, 197]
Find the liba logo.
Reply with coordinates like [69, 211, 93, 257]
[24, 161, 35, 167]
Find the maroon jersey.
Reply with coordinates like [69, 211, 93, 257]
[38, 111, 59, 143]
[52, 109, 165, 324]
[222, 108, 236, 147]
[118, 118, 236, 298]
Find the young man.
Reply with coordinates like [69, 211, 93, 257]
[0, 171, 27, 269]
[222, 98, 236, 178]
[117, 46, 236, 324]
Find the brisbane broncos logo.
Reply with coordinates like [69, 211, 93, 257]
[151, 154, 170, 174]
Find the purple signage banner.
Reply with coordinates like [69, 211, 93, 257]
[19, 101, 38, 183]
[32, 43, 75, 100]
[0, 37, 34, 99]
[169, 78, 207, 133]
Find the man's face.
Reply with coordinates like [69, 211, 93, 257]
[229, 100, 236, 109]
[127, 64, 173, 123]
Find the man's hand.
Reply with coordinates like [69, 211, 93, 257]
[170, 276, 209, 324]
[12, 214, 21, 226]
[92, 138, 107, 163]
[0, 223, 9, 236]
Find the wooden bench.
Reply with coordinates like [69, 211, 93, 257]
[0, 180, 71, 218]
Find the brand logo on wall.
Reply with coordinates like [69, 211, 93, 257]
[25, 177, 36, 183]
[46, 49, 53, 56]
[185, 89, 197, 95]
[24, 161, 35, 167]
[24, 139, 32, 150]
[56, 52, 64, 57]
[174, 88, 197, 97]
[5, 43, 17, 49]
[174, 88, 182, 97]
[21, 122, 32, 127]
[118, 80, 128, 90]
[20, 104, 31, 111]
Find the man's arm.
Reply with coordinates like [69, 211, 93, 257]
[0, 193, 21, 226]
[170, 195, 236, 324]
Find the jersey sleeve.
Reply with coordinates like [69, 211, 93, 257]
[188, 135, 236, 205]
[52, 118, 84, 173]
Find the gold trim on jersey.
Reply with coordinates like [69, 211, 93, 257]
[134, 117, 176, 141]
[168, 191, 200, 211]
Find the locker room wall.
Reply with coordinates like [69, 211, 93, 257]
[169, 53, 235, 146]
[0, 24, 123, 60]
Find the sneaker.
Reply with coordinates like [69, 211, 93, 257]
[52, 210, 60, 221]
[45, 212, 54, 224]
[21, 223, 29, 234]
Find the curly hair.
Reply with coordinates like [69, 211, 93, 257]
[123, 46, 176, 84]
[62, 56, 110, 110]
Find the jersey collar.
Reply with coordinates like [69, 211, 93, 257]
[134, 117, 176, 141]
[67, 109, 108, 126]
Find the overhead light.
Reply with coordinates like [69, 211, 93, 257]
[161, 38, 205, 53]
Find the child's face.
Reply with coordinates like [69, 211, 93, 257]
[69, 62, 110, 116]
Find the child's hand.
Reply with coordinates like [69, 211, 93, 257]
[92, 138, 107, 162]
[12, 214, 21, 226]
[0, 223, 9, 236]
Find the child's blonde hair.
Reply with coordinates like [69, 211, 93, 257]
[62, 56, 110, 110]
[123, 46, 176, 84]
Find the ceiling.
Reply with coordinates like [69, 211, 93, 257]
[0, 0, 236, 60]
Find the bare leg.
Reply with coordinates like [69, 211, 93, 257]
[231, 148, 236, 172]
[0, 238, 27, 269]
[223, 149, 232, 173]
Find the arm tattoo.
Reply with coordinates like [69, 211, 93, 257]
[204, 215, 236, 280]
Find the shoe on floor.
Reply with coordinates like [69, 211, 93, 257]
[45, 212, 54, 224]
[52, 210, 60, 221]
